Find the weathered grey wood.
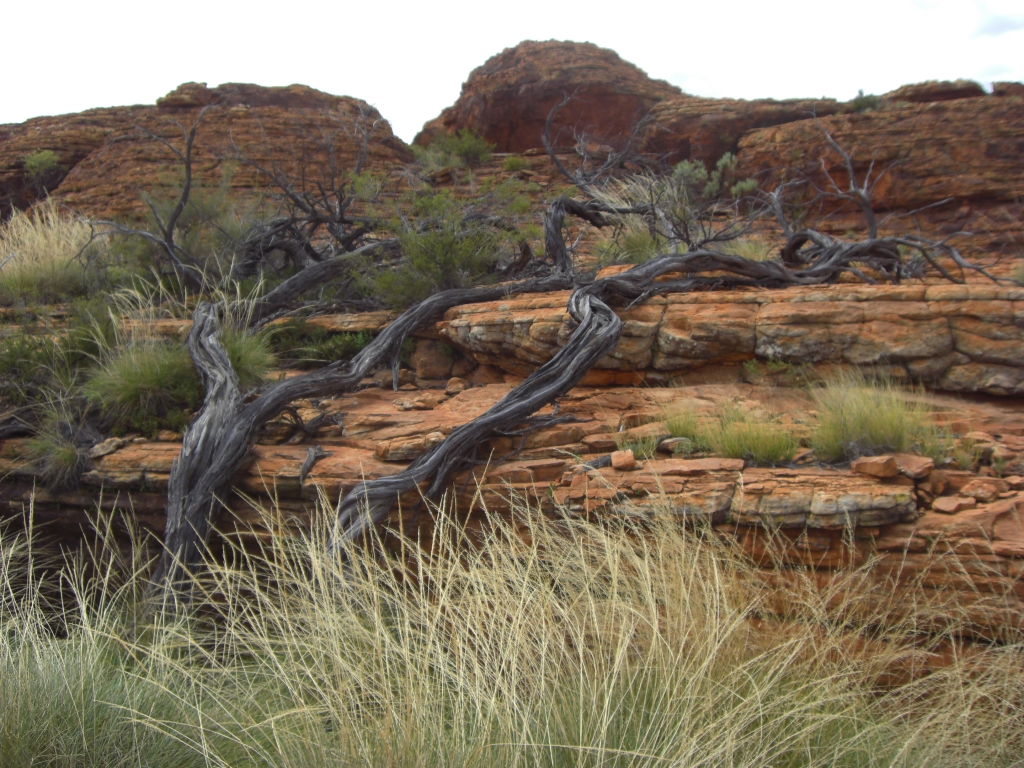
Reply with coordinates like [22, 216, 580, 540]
[154, 272, 574, 601]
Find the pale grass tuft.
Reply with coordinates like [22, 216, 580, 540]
[2, 492, 1023, 766]
[717, 237, 775, 261]
[0, 199, 100, 305]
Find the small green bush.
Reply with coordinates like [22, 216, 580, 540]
[21, 408, 95, 490]
[502, 156, 528, 173]
[810, 372, 952, 462]
[674, 153, 756, 200]
[269, 323, 373, 369]
[850, 90, 880, 113]
[413, 129, 494, 172]
[663, 408, 713, 453]
[86, 331, 273, 436]
[363, 188, 519, 309]
[596, 224, 664, 265]
[22, 150, 66, 195]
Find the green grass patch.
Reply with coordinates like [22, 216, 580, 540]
[810, 372, 953, 462]
[85, 330, 273, 436]
[665, 403, 797, 465]
[613, 430, 661, 459]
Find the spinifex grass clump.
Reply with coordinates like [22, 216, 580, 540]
[3, 495, 1023, 766]
[0, 200, 113, 305]
[810, 372, 953, 462]
[665, 403, 798, 465]
[85, 331, 273, 436]
[612, 430, 661, 459]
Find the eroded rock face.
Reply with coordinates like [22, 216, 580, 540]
[640, 96, 841, 167]
[880, 79, 986, 104]
[735, 98, 1024, 254]
[414, 40, 682, 152]
[1, 83, 412, 220]
[437, 283, 1024, 396]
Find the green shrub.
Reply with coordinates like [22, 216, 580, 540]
[596, 223, 664, 265]
[502, 155, 528, 173]
[0, 299, 114, 408]
[810, 372, 953, 462]
[850, 89, 880, 113]
[708, 404, 799, 465]
[85, 331, 273, 436]
[22, 150, 66, 195]
[21, 405, 96, 490]
[269, 323, 373, 369]
[663, 408, 713, 453]
[413, 129, 494, 172]
[363, 188, 521, 309]
[674, 152, 756, 200]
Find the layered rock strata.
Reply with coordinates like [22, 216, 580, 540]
[1, 83, 411, 220]
[437, 283, 1024, 395]
[736, 96, 1024, 254]
[2, 383, 1022, 637]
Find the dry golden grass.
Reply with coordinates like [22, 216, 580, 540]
[0, 200, 100, 305]
[1, 491, 1022, 767]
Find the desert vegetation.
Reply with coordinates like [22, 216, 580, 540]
[1, 82, 1021, 768]
[3, 498, 1023, 767]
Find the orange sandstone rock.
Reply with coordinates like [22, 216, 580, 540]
[414, 40, 681, 152]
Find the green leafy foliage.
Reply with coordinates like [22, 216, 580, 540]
[850, 89, 881, 113]
[674, 152, 756, 200]
[502, 155, 528, 173]
[413, 129, 494, 172]
[0, 299, 115, 408]
[596, 224, 663, 265]
[362, 182, 534, 309]
[268, 322, 373, 369]
[22, 150, 66, 195]
[592, 157, 757, 265]
[123, 167, 258, 286]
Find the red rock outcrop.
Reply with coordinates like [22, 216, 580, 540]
[1, 83, 412, 220]
[736, 96, 1024, 254]
[880, 79, 986, 104]
[3, 383, 1022, 638]
[414, 40, 682, 152]
[640, 96, 842, 167]
[437, 283, 1024, 396]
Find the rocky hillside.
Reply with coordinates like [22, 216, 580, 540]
[0, 82, 412, 220]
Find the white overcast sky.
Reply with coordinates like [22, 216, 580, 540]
[4, 0, 1022, 143]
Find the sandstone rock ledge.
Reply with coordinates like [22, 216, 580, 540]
[437, 283, 1024, 395]
[2, 381, 1022, 638]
